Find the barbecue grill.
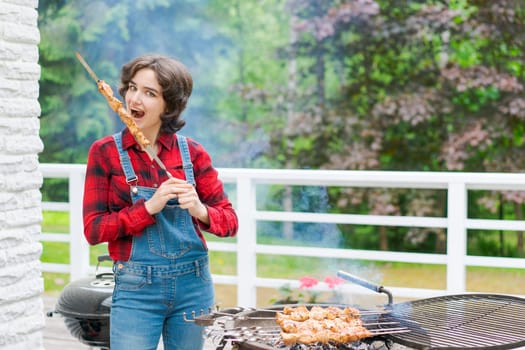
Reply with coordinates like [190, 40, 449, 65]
[47, 256, 113, 349]
[186, 271, 525, 350]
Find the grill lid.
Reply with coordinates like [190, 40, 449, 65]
[55, 274, 114, 318]
[384, 293, 525, 350]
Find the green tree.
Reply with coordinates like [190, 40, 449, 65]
[256, 0, 525, 253]
[38, 0, 114, 163]
[38, 0, 243, 165]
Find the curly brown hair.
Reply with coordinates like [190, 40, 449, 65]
[118, 54, 193, 133]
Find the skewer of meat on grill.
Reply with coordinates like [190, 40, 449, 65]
[276, 305, 372, 346]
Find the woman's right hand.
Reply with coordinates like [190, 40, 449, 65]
[144, 178, 188, 215]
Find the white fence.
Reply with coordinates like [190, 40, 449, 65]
[39, 163, 525, 307]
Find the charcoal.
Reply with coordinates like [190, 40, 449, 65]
[369, 340, 389, 350]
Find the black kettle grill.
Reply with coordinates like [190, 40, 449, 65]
[47, 255, 113, 349]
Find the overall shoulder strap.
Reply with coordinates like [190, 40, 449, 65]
[176, 134, 195, 186]
[112, 132, 138, 184]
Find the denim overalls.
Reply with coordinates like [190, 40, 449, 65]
[110, 132, 214, 350]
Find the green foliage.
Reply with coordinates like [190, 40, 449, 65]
[38, 0, 525, 170]
[452, 87, 500, 112]
[41, 179, 68, 202]
[38, 1, 120, 163]
[38, 0, 239, 164]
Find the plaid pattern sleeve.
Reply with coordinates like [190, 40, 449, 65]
[187, 137, 238, 238]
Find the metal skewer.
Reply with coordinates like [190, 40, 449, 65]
[254, 307, 392, 316]
[369, 328, 411, 335]
[75, 52, 100, 82]
[144, 145, 174, 179]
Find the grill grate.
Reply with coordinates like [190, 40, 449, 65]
[383, 294, 525, 350]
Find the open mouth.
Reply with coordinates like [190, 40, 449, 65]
[130, 108, 145, 119]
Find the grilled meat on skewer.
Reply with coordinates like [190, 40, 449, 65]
[75, 52, 150, 150]
[97, 80, 151, 149]
[277, 306, 361, 323]
[280, 327, 372, 345]
[276, 305, 372, 346]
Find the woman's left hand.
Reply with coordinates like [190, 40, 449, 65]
[170, 178, 209, 224]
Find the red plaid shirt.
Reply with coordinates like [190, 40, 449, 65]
[83, 128, 238, 261]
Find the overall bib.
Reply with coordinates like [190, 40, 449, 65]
[110, 132, 213, 350]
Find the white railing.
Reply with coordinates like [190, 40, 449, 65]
[39, 163, 525, 307]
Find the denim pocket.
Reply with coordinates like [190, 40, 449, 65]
[115, 269, 147, 291]
[197, 264, 213, 283]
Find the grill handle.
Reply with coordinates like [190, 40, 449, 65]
[337, 270, 393, 305]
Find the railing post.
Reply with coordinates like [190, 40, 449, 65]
[446, 181, 467, 293]
[68, 169, 89, 282]
[236, 175, 258, 307]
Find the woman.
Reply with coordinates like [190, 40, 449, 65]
[83, 54, 238, 350]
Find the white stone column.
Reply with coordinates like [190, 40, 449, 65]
[0, 0, 44, 349]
